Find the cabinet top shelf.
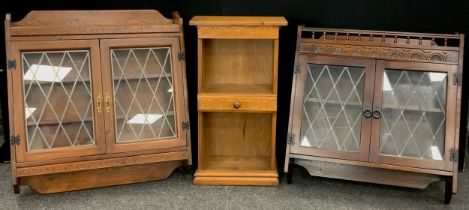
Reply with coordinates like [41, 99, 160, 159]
[189, 16, 287, 27]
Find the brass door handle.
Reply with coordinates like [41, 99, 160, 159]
[97, 93, 102, 113]
[233, 101, 241, 109]
[105, 94, 111, 113]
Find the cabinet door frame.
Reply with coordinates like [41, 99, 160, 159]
[100, 37, 188, 154]
[290, 55, 375, 162]
[10, 40, 106, 162]
[369, 60, 458, 171]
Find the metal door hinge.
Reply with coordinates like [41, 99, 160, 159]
[7, 59, 16, 70]
[450, 149, 459, 162]
[10, 135, 20, 145]
[182, 121, 190, 130]
[453, 72, 462, 86]
[178, 52, 186, 61]
[287, 133, 295, 145]
[294, 63, 301, 74]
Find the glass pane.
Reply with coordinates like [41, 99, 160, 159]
[111, 47, 177, 143]
[22, 50, 95, 151]
[380, 69, 446, 160]
[300, 64, 365, 152]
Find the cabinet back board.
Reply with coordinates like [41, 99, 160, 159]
[202, 39, 274, 91]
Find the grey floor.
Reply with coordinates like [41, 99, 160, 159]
[0, 164, 468, 209]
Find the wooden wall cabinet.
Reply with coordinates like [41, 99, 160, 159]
[190, 16, 287, 186]
[4, 10, 191, 193]
[285, 27, 464, 203]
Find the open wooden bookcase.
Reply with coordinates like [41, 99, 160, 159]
[190, 16, 287, 186]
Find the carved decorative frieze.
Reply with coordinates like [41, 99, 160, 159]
[301, 43, 459, 64]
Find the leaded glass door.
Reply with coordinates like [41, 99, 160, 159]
[100, 38, 188, 153]
[10, 40, 106, 162]
[290, 55, 375, 161]
[369, 61, 457, 171]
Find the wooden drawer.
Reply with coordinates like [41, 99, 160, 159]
[198, 94, 277, 112]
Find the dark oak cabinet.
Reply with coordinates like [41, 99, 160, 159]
[285, 27, 464, 203]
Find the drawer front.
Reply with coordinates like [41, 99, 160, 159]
[198, 95, 277, 112]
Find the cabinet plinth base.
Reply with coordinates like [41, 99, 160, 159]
[21, 160, 183, 194]
[194, 176, 279, 186]
[194, 170, 279, 186]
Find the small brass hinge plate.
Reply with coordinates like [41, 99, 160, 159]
[450, 149, 459, 162]
[10, 135, 20, 145]
[182, 121, 190, 130]
[287, 133, 295, 145]
[7, 59, 16, 70]
[453, 72, 462, 86]
[178, 52, 186, 61]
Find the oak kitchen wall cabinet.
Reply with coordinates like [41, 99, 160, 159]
[5, 10, 191, 194]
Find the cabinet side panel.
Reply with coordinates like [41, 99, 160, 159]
[5, 14, 17, 185]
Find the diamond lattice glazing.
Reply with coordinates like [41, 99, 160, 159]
[111, 47, 177, 142]
[23, 50, 94, 151]
[300, 64, 365, 152]
[380, 70, 446, 160]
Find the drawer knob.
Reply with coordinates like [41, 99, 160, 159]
[233, 101, 241, 109]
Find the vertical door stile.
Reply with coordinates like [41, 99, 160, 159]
[369, 61, 385, 163]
